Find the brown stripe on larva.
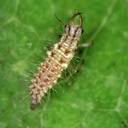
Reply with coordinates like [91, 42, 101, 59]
[30, 12, 83, 109]
[68, 25, 71, 36]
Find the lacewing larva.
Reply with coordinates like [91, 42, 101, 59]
[30, 12, 85, 109]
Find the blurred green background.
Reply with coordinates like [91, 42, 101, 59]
[0, 0, 128, 128]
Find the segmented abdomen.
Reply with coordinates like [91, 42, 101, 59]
[30, 34, 79, 109]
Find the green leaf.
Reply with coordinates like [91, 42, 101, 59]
[0, 0, 128, 128]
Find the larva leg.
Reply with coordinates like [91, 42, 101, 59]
[45, 45, 54, 51]
[69, 65, 79, 73]
[78, 42, 93, 48]
[57, 34, 63, 40]
[69, 60, 85, 73]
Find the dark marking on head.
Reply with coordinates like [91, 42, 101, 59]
[73, 27, 79, 37]
[68, 25, 71, 36]
[82, 29, 84, 34]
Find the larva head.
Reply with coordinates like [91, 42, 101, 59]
[65, 12, 83, 37]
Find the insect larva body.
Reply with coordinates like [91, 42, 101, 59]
[30, 12, 83, 109]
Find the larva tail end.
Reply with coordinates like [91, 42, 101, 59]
[30, 103, 37, 110]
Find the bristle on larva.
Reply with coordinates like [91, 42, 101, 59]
[30, 12, 84, 109]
